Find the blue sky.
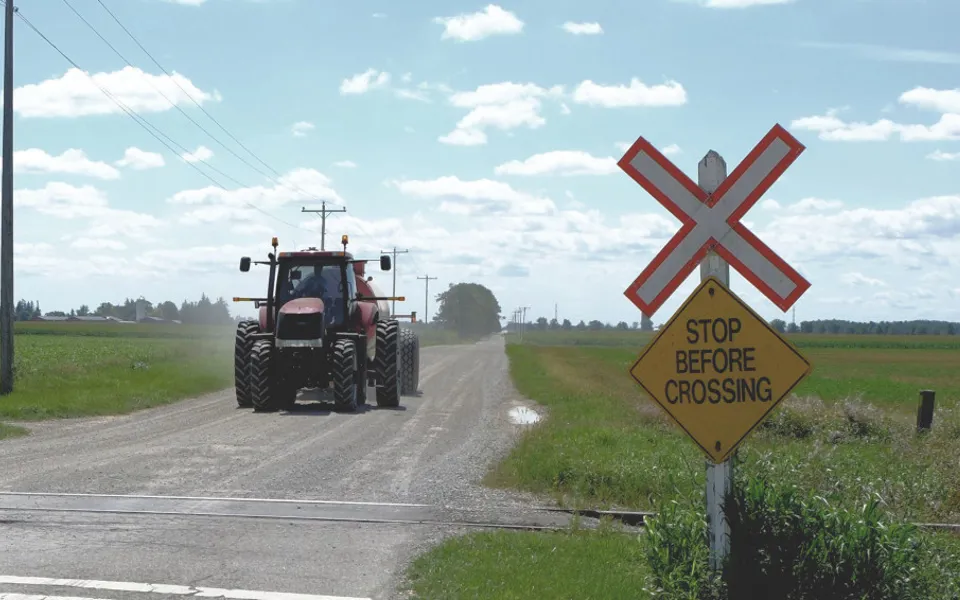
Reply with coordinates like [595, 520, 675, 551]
[7, 0, 960, 326]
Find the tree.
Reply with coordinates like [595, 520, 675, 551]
[769, 318, 787, 334]
[562, 319, 572, 330]
[641, 313, 654, 332]
[432, 282, 502, 339]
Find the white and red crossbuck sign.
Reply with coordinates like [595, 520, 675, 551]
[619, 124, 810, 316]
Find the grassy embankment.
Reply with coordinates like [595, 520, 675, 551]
[405, 329, 960, 599]
[0, 321, 460, 438]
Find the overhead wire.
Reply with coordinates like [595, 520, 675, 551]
[11, 0, 394, 249]
[83, 0, 384, 245]
[9, 1, 309, 232]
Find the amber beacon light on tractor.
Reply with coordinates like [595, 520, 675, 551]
[232, 235, 421, 413]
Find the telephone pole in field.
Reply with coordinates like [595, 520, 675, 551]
[416, 274, 437, 323]
[1, 0, 16, 395]
[379, 246, 408, 315]
[301, 202, 346, 250]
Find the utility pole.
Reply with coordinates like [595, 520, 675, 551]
[520, 306, 529, 343]
[301, 201, 346, 251]
[416, 274, 437, 323]
[0, 0, 15, 395]
[379, 246, 409, 315]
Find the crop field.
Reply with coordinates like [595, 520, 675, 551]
[406, 328, 960, 599]
[0, 320, 459, 438]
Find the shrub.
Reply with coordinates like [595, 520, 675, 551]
[641, 473, 957, 599]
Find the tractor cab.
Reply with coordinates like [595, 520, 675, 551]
[275, 251, 355, 331]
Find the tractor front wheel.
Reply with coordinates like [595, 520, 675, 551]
[332, 339, 359, 412]
[234, 320, 258, 407]
[250, 340, 296, 412]
[375, 320, 401, 408]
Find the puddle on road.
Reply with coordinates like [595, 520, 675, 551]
[508, 406, 541, 425]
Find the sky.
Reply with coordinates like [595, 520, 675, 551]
[5, 0, 960, 327]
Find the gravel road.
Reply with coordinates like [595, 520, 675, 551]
[0, 335, 565, 600]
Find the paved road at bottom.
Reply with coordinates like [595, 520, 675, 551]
[0, 336, 571, 600]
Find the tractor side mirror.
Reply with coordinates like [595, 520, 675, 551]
[290, 269, 302, 281]
[380, 255, 391, 271]
[239, 257, 251, 272]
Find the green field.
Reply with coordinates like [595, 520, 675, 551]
[406, 329, 960, 599]
[0, 321, 461, 435]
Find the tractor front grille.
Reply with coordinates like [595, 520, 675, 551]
[276, 312, 324, 341]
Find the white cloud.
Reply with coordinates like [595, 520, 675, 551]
[433, 4, 524, 42]
[761, 198, 781, 210]
[7, 148, 120, 180]
[759, 194, 960, 271]
[573, 78, 688, 108]
[115, 147, 165, 170]
[661, 144, 682, 156]
[841, 272, 886, 287]
[615, 141, 682, 156]
[682, 0, 795, 7]
[340, 69, 391, 95]
[439, 82, 564, 145]
[15, 182, 163, 241]
[372, 12, 386, 18]
[928, 150, 960, 161]
[900, 87, 960, 115]
[389, 176, 557, 216]
[494, 150, 617, 176]
[168, 168, 344, 229]
[792, 89, 960, 142]
[70, 237, 128, 250]
[562, 22, 603, 35]
[181, 145, 214, 163]
[785, 198, 844, 213]
[12, 66, 218, 118]
[291, 121, 315, 137]
[333, 160, 358, 168]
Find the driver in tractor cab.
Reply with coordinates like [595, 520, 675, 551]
[295, 266, 339, 326]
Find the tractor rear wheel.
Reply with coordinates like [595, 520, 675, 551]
[375, 320, 401, 408]
[250, 340, 296, 412]
[234, 320, 258, 407]
[332, 339, 358, 412]
[399, 328, 420, 396]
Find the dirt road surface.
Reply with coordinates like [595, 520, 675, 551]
[0, 336, 568, 600]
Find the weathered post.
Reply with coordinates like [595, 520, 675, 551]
[699, 151, 732, 571]
[917, 390, 936, 433]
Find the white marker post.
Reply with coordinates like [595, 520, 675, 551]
[699, 150, 733, 572]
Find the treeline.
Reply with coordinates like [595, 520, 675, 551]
[14, 294, 237, 325]
[508, 316, 960, 336]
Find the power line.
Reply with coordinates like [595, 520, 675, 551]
[416, 274, 437, 323]
[62, 0, 280, 185]
[301, 202, 346, 251]
[66, 0, 388, 246]
[11, 3, 308, 232]
[95, 0, 285, 180]
[379, 246, 409, 315]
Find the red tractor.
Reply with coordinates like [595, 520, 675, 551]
[232, 235, 421, 412]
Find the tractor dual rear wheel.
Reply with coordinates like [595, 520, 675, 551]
[249, 340, 297, 413]
[399, 327, 420, 396]
[331, 338, 359, 413]
[375, 320, 401, 408]
[234, 320, 259, 407]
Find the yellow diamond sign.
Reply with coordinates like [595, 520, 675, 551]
[630, 276, 813, 463]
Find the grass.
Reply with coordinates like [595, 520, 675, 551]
[1, 324, 236, 424]
[404, 525, 653, 600]
[405, 329, 960, 599]
[0, 320, 468, 434]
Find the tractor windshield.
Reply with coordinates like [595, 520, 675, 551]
[276, 260, 348, 325]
